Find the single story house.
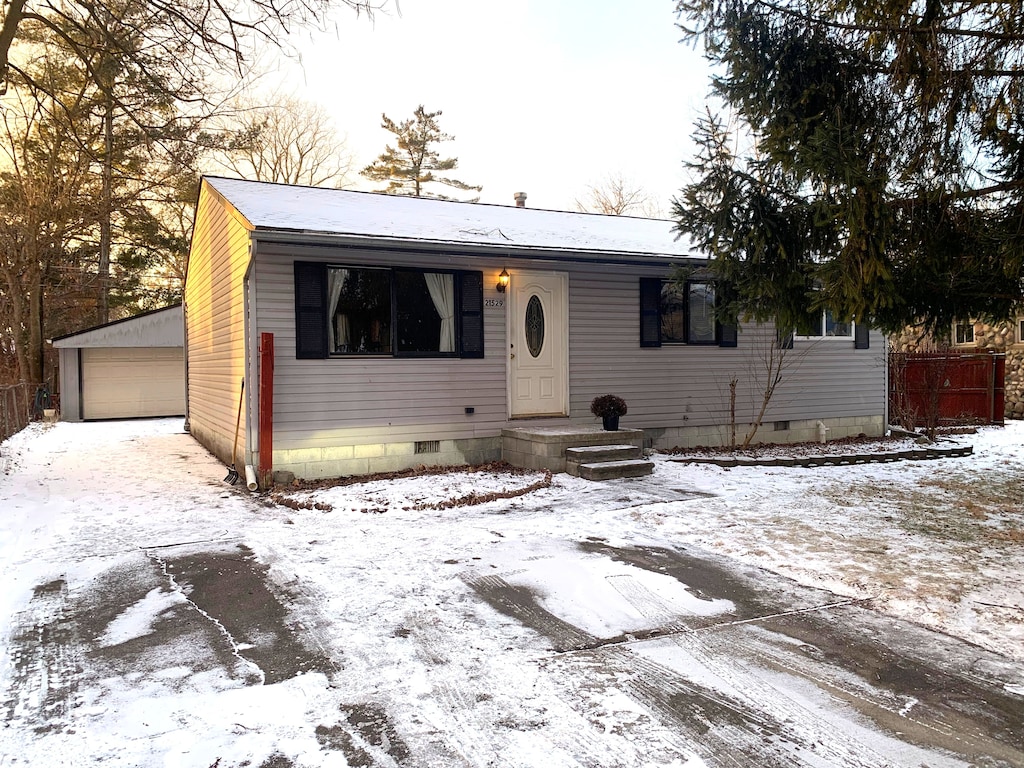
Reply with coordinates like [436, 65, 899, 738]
[184, 177, 885, 483]
[52, 304, 185, 421]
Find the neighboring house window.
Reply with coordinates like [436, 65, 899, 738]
[1019, 317, 1024, 343]
[294, 262, 484, 360]
[639, 278, 737, 348]
[954, 321, 975, 346]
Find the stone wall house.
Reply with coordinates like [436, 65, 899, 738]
[891, 318, 1024, 420]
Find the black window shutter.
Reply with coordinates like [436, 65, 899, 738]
[459, 271, 484, 358]
[294, 261, 328, 359]
[777, 327, 794, 349]
[716, 282, 738, 347]
[854, 321, 870, 349]
[639, 278, 661, 348]
[718, 322, 738, 347]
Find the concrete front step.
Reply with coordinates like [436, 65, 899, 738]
[578, 459, 655, 481]
[565, 444, 641, 476]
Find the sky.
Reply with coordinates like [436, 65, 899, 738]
[267, 0, 713, 213]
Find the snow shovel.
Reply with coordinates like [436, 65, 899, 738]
[225, 379, 244, 484]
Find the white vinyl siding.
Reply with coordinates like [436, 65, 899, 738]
[571, 266, 884, 429]
[81, 347, 184, 420]
[251, 245, 885, 458]
[255, 244, 507, 454]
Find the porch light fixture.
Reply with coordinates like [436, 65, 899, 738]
[496, 268, 510, 293]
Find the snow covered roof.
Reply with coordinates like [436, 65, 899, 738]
[203, 177, 702, 260]
[52, 304, 183, 348]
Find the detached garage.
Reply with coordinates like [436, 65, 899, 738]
[53, 305, 185, 421]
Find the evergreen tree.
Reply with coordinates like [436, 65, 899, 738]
[673, 0, 1024, 337]
[362, 105, 481, 200]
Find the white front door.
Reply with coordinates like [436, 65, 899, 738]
[508, 271, 569, 417]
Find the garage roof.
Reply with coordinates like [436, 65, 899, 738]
[52, 305, 183, 349]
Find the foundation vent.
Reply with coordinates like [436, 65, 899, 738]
[415, 440, 441, 454]
[773, 421, 790, 431]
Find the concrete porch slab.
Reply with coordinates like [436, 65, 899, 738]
[501, 426, 645, 473]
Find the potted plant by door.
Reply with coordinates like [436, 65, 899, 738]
[591, 394, 628, 431]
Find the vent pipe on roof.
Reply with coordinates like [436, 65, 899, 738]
[513, 192, 527, 208]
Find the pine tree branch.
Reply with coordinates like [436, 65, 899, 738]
[745, 0, 1024, 42]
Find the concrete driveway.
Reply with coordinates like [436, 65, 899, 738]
[1, 420, 1022, 767]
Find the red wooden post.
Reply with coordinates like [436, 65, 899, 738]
[258, 332, 274, 488]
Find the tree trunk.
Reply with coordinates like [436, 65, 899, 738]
[2, 253, 43, 384]
[98, 97, 114, 324]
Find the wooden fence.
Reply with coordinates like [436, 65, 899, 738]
[889, 351, 1005, 429]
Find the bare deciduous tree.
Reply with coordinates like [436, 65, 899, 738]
[214, 95, 354, 187]
[0, 84, 99, 384]
[716, 327, 810, 449]
[0, 0, 381, 102]
[575, 173, 663, 217]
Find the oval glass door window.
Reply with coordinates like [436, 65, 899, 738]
[525, 295, 545, 357]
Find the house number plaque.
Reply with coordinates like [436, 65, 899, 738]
[484, 299, 504, 308]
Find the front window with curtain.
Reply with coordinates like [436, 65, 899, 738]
[326, 266, 459, 357]
[687, 282, 716, 343]
[328, 267, 392, 354]
[396, 271, 456, 353]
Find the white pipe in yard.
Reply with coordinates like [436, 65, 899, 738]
[816, 420, 830, 444]
[245, 464, 258, 492]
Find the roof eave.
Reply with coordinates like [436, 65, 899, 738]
[247, 226, 705, 266]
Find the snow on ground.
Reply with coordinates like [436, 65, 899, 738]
[651, 427, 1024, 662]
[0, 418, 1022, 766]
[278, 425, 1024, 662]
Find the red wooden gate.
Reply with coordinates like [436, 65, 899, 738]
[889, 351, 1005, 427]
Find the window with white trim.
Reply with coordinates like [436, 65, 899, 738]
[954, 321, 975, 346]
[795, 310, 854, 340]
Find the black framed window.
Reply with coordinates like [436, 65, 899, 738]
[640, 278, 736, 348]
[295, 262, 484, 359]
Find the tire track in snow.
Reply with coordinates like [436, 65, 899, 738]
[409, 608, 635, 767]
[605, 574, 943, 767]
[469, 574, 596, 652]
[407, 612, 493, 767]
[1, 579, 82, 735]
[469, 574, 780, 765]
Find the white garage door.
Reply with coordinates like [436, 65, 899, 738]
[81, 347, 185, 420]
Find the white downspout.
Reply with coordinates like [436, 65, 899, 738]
[243, 241, 260, 490]
[245, 464, 259, 492]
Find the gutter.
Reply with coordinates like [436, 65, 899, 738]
[249, 230, 707, 270]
